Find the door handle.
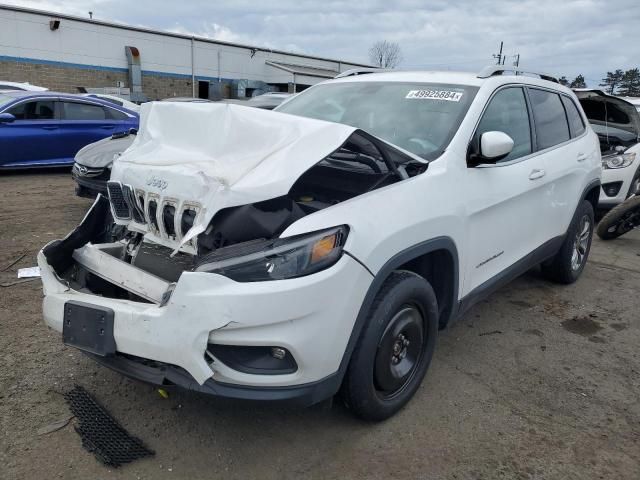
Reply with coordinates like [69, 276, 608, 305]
[577, 153, 588, 162]
[529, 169, 546, 180]
[41, 126, 58, 130]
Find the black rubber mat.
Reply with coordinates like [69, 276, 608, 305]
[65, 385, 154, 467]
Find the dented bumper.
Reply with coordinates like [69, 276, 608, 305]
[39, 237, 372, 393]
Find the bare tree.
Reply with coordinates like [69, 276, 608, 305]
[369, 40, 403, 69]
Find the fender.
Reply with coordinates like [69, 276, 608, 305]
[331, 236, 460, 390]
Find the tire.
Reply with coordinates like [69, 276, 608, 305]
[626, 168, 640, 199]
[596, 195, 640, 240]
[541, 200, 594, 284]
[342, 271, 439, 421]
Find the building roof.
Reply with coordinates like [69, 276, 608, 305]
[0, 4, 374, 69]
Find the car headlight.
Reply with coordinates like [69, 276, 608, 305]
[195, 226, 348, 281]
[602, 152, 636, 169]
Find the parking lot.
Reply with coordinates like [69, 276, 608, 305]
[0, 170, 638, 479]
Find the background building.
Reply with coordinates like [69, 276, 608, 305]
[0, 5, 372, 100]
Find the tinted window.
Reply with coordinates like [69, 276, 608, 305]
[105, 108, 129, 120]
[528, 89, 570, 149]
[0, 85, 22, 91]
[276, 82, 478, 160]
[8, 100, 55, 120]
[561, 96, 585, 137]
[62, 102, 107, 120]
[474, 87, 532, 162]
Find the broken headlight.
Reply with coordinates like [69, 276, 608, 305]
[195, 226, 348, 281]
[602, 152, 635, 169]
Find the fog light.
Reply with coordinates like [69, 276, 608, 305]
[271, 347, 286, 360]
[603, 181, 623, 197]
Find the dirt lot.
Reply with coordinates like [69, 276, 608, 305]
[1, 170, 639, 480]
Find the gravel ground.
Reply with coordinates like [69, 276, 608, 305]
[1, 170, 639, 480]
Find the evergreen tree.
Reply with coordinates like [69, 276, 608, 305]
[569, 74, 586, 88]
[599, 69, 624, 94]
[558, 76, 569, 87]
[618, 68, 640, 96]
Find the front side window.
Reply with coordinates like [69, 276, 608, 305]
[561, 96, 585, 138]
[528, 89, 570, 150]
[7, 100, 55, 120]
[276, 82, 478, 160]
[473, 87, 532, 162]
[62, 102, 107, 120]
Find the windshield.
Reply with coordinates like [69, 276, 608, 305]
[276, 81, 478, 160]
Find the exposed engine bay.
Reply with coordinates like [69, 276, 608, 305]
[44, 129, 427, 301]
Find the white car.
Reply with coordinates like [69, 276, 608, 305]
[0, 81, 48, 92]
[38, 67, 601, 420]
[81, 93, 141, 113]
[575, 90, 640, 208]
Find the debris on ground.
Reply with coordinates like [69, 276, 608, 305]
[37, 414, 74, 436]
[64, 385, 154, 467]
[1, 252, 27, 271]
[157, 388, 169, 399]
[479, 330, 503, 337]
[1, 278, 38, 288]
[17, 266, 41, 278]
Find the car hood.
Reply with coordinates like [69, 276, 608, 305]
[111, 101, 360, 249]
[575, 89, 640, 140]
[75, 134, 137, 168]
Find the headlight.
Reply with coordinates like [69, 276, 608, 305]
[602, 152, 636, 169]
[195, 226, 348, 281]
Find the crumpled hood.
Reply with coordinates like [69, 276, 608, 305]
[111, 101, 358, 249]
[75, 134, 136, 168]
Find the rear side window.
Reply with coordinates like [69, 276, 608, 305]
[474, 87, 532, 162]
[62, 102, 107, 120]
[528, 89, 570, 150]
[561, 96, 585, 137]
[105, 108, 129, 120]
[7, 100, 55, 120]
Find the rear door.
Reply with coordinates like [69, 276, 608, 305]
[56, 100, 122, 162]
[527, 88, 594, 237]
[0, 98, 62, 167]
[463, 86, 552, 294]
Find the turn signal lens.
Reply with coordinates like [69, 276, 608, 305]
[311, 234, 338, 264]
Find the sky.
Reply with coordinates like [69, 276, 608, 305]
[3, 0, 639, 86]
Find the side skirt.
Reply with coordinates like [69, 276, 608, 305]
[454, 235, 564, 320]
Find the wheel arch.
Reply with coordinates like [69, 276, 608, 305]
[335, 237, 459, 389]
[582, 179, 601, 213]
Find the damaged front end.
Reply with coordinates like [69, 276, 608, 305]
[39, 102, 424, 393]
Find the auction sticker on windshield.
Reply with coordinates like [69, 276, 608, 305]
[405, 90, 463, 101]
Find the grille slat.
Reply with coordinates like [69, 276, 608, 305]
[122, 184, 146, 224]
[106, 182, 131, 220]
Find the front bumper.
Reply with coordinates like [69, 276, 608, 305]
[598, 162, 639, 207]
[71, 164, 109, 198]
[39, 237, 372, 400]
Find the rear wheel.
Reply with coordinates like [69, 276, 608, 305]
[541, 200, 594, 284]
[596, 195, 640, 240]
[342, 271, 439, 421]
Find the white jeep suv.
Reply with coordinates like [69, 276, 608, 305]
[39, 66, 601, 420]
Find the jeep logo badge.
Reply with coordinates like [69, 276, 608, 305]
[146, 176, 168, 191]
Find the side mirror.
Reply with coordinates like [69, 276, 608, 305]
[468, 131, 514, 166]
[0, 113, 15, 124]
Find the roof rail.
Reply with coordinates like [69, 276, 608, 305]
[477, 66, 559, 84]
[334, 68, 384, 79]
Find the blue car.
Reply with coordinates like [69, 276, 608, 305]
[0, 91, 138, 169]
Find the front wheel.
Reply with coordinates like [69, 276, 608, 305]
[596, 195, 640, 240]
[541, 200, 594, 284]
[342, 271, 439, 421]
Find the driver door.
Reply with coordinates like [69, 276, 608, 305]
[461, 86, 551, 296]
